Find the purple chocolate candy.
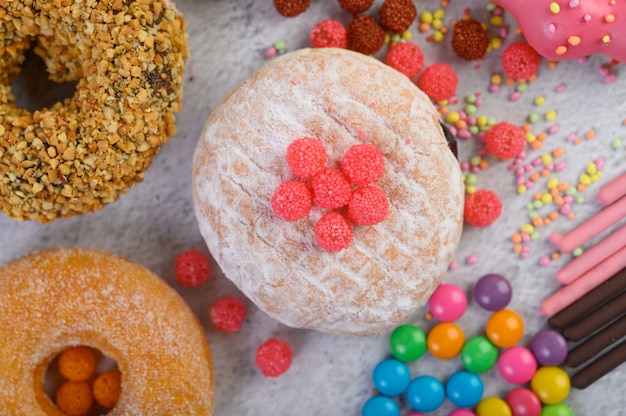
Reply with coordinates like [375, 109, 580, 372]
[531, 329, 568, 366]
[473, 273, 512, 311]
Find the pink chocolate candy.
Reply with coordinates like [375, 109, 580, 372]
[540, 244, 626, 316]
[549, 195, 626, 253]
[495, 0, 626, 62]
[598, 171, 626, 206]
[557, 222, 626, 284]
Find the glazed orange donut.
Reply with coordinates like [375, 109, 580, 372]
[0, 0, 188, 222]
[193, 48, 464, 336]
[0, 248, 214, 415]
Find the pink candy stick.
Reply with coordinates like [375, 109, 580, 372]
[540, 244, 626, 316]
[557, 223, 626, 284]
[549, 196, 626, 253]
[598, 172, 626, 206]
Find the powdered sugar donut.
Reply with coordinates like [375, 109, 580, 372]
[0, 248, 214, 415]
[193, 48, 464, 336]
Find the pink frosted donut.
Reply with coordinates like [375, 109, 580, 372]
[496, 0, 626, 62]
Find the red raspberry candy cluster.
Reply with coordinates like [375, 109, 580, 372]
[271, 138, 390, 252]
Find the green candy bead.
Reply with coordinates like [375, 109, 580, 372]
[389, 325, 426, 362]
[541, 403, 574, 416]
[461, 336, 498, 373]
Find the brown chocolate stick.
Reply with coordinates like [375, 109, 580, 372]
[566, 314, 626, 368]
[571, 338, 626, 389]
[548, 267, 626, 329]
[562, 290, 626, 341]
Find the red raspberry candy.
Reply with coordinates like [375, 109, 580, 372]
[310, 168, 352, 209]
[310, 20, 348, 49]
[341, 144, 384, 185]
[286, 137, 327, 178]
[175, 250, 212, 286]
[348, 185, 389, 225]
[501, 42, 541, 80]
[256, 339, 293, 377]
[314, 212, 354, 252]
[271, 181, 313, 221]
[417, 63, 459, 102]
[464, 189, 502, 227]
[485, 122, 526, 160]
[385, 42, 424, 79]
[209, 297, 247, 333]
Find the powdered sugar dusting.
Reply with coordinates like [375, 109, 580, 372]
[0, 248, 214, 415]
[193, 48, 463, 336]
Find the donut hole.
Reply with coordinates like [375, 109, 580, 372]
[12, 47, 77, 113]
[44, 346, 122, 416]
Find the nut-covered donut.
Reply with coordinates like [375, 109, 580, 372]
[0, 248, 214, 415]
[193, 48, 464, 336]
[0, 0, 189, 222]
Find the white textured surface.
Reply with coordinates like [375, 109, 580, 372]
[1, 1, 626, 415]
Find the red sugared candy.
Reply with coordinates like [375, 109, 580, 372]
[347, 14, 386, 56]
[385, 42, 424, 79]
[464, 189, 502, 227]
[501, 42, 541, 80]
[485, 122, 526, 160]
[210, 296, 247, 333]
[310, 168, 352, 209]
[256, 338, 293, 377]
[348, 185, 389, 225]
[314, 212, 354, 252]
[271, 181, 313, 221]
[286, 137, 327, 178]
[175, 250, 212, 286]
[341, 144, 384, 185]
[310, 20, 348, 49]
[417, 63, 458, 102]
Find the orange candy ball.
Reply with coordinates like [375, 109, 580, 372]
[58, 346, 97, 381]
[93, 370, 123, 409]
[55, 380, 94, 416]
[427, 322, 465, 359]
[486, 309, 525, 348]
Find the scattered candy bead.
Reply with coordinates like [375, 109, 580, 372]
[406, 375, 445, 413]
[209, 296, 247, 333]
[372, 359, 411, 396]
[506, 388, 542, 416]
[462, 336, 499, 373]
[256, 338, 292, 377]
[540, 403, 574, 416]
[498, 346, 538, 384]
[474, 273, 512, 311]
[427, 322, 465, 360]
[530, 366, 570, 405]
[389, 325, 426, 362]
[362, 395, 400, 416]
[486, 309, 524, 348]
[428, 283, 468, 322]
[476, 397, 513, 416]
[446, 370, 484, 408]
[530, 330, 568, 366]
[174, 250, 212, 286]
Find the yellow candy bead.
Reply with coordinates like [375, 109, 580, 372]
[541, 154, 553, 165]
[491, 74, 502, 85]
[476, 397, 513, 416]
[531, 366, 571, 404]
[517, 185, 527, 194]
[401, 30, 412, 40]
[525, 133, 536, 143]
[420, 11, 434, 24]
[547, 178, 559, 190]
[534, 96, 545, 106]
[579, 174, 591, 185]
[586, 162, 597, 175]
[433, 8, 445, 19]
[546, 109, 557, 121]
[490, 15, 503, 26]
[477, 115, 488, 127]
[521, 224, 535, 234]
[490, 37, 503, 49]
[541, 193, 553, 204]
[433, 31, 445, 42]
[466, 186, 476, 195]
[446, 111, 461, 123]
[432, 18, 443, 30]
